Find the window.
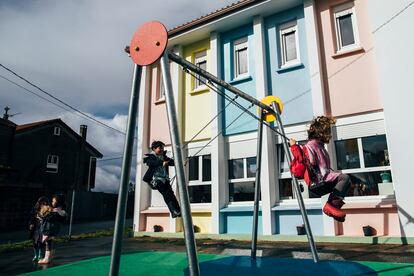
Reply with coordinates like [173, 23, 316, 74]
[279, 20, 300, 67]
[233, 37, 248, 78]
[188, 156, 199, 181]
[194, 50, 207, 89]
[335, 138, 360, 170]
[188, 154, 212, 203]
[333, 2, 360, 52]
[46, 155, 59, 173]
[335, 134, 393, 196]
[157, 66, 165, 101]
[53, 126, 60, 136]
[228, 156, 259, 202]
[188, 185, 211, 203]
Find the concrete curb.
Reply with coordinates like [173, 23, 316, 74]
[134, 232, 414, 245]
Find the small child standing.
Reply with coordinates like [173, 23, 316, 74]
[143, 141, 181, 218]
[290, 116, 351, 222]
[28, 196, 50, 262]
[38, 194, 67, 264]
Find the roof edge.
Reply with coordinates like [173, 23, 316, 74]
[168, 0, 267, 38]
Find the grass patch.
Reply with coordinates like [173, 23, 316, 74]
[0, 227, 132, 254]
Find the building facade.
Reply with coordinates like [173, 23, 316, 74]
[133, 0, 411, 238]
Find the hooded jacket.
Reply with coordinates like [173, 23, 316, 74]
[142, 151, 174, 184]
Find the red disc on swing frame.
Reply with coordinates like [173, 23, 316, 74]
[129, 21, 168, 66]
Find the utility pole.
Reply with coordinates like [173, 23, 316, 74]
[68, 125, 87, 238]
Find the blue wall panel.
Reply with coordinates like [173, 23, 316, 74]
[274, 209, 324, 235]
[223, 211, 263, 234]
[265, 5, 314, 125]
[221, 24, 257, 135]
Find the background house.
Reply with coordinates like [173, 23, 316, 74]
[0, 118, 104, 232]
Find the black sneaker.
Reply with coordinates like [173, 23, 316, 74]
[171, 210, 181, 218]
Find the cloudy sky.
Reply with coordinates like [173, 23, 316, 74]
[0, 0, 236, 193]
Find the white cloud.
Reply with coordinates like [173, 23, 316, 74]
[94, 166, 120, 193]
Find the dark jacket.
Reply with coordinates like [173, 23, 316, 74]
[41, 208, 67, 237]
[142, 151, 174, 184]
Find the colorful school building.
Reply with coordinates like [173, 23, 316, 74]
[132, 0, 414, 239]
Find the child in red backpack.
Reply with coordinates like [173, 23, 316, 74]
[289, 116, 350, 222]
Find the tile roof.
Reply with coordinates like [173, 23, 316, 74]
[168, 0, 266, 37]
[15, 119, 59, 131]
[0, 118, 17, 127]
[15, 118, 103, 158]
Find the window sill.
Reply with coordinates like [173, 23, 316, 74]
[46, 170, 58, 174]
[332, 46, 364, 58]
[341, 194, 396, 209]
[276, 62, 304, 73]
[154, 98, 166, 105]
[190, 86, 209, 95]
[220, 203, 262, 212]
[229, 75, 252, 85]
[229, 178, 255, 183]
[272, 198, 322, 211]
[188, 181, 212, 186]
[189, 203, 212, 212]
[141, 207, 169, 214]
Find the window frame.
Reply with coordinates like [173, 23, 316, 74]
[188, 154, 212, 186]
[53, 126, 61, 136]
[156, 65, 166, 102]
[194, 50, 207, 90]
[228, 156, 257, 203]
[279, 20, 301, 68]
[187, 154, 212, 205]
[233, 37, 249, 79]
[46, 154, 59, 173]
[335, 135, 392, 174]
[333, 2, 360, 53]
[335, 134, 393, 197]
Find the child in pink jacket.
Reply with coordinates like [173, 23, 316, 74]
[290, 116, 350, 222]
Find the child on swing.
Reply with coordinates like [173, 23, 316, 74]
[143, 141, 181, 218]
[289, 116, 351, 222]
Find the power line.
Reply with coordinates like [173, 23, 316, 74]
[0, 64, 128, 136]
[98, 154, 137, 162]
[0, 74, 74, 114]
[372, 0, 414, 34]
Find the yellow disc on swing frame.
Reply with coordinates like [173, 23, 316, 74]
[259, 96, 283, 123]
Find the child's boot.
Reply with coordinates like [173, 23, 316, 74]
[38, 250, 51, 264]
[32, 248, 39, 262]
[323, 193, 346, 222]
[38, 247, 44, 260]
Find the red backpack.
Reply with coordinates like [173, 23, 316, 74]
[289, 144, 319, 187]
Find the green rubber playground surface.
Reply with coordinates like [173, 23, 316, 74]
[22, 251, 414, 275]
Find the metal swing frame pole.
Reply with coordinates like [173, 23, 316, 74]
[251, 110, 264, 259]
[109, 64, 143, 276]
[160, 53, 200, 276]
[167, 51, 275, 116]
[272, 102, 319, 263]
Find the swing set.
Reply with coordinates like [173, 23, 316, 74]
[109, 21, 319, 276]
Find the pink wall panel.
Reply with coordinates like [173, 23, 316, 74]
[144, 213, 170, 232]
[317, 0, 382, 116]
[336, 208, 401, 236]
